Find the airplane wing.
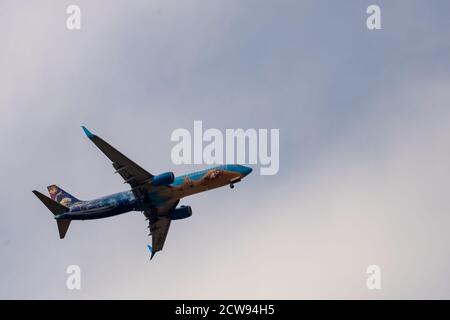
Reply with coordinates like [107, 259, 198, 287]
[81, 126, 155, 195]
[144, 199, 179, 259]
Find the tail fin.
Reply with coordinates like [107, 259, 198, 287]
[32, 190, 71, 239]
[47, 184, 80, 207]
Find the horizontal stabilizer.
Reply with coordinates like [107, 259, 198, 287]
[57, 220, 71, 239]
[32, 190, 69, 215]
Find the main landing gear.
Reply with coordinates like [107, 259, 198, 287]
[230, 184, 235, 189]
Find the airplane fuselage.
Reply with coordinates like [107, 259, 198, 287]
[56, 164, 251, 221]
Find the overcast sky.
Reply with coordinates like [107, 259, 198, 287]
[1, 0, 450, 299]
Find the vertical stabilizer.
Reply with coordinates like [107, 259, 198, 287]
[47, 185, 81, 207]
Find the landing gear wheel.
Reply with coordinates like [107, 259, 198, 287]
[230, 184, 234, 189]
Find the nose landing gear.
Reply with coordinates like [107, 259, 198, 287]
[229, 177, 241, 189]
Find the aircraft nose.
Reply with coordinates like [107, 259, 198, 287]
[239, 165, 253, 177]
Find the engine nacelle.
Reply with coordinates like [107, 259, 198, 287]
[151, 172, 175, 186]
[170, 206, 192, 220]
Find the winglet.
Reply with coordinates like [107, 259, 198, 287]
[81, 126, 94, 139]
[147, 245, 156, 260]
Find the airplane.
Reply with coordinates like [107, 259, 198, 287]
[32, 126, 252, 259]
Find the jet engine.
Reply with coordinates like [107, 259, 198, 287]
[170, 205, 192, 220]
[151, 172, 175, 186]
